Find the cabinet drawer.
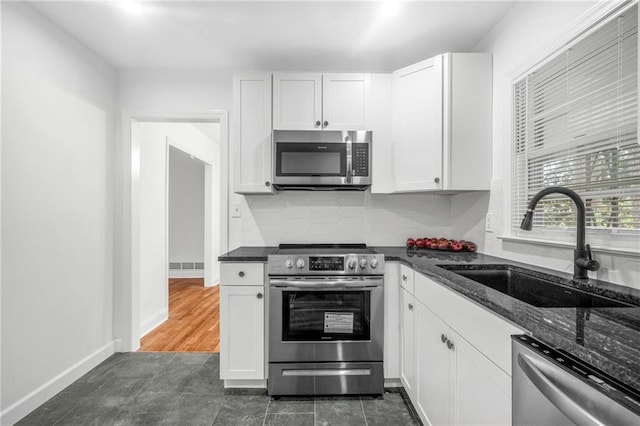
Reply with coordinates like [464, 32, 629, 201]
[414, 272, 524, 375]
[400, 264, 415, 293]
[221, 262, 264, 286]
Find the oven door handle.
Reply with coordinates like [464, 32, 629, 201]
[269, 279, 382, 289]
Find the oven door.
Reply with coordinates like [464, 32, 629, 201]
[269, 277, 383, 363]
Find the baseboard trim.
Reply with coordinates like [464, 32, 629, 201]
[223, 379, 267, 388]
[140, 308, 168, 337]
[0, 341, 115, 426]
[168, 270, 205, 279]
[384, 378, 402, 388]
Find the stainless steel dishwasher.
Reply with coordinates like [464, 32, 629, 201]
[512, 335, 640, 425]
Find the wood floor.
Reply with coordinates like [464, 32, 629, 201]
[139, 278, 219, 352]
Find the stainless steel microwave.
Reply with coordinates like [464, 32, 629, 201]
[272, 130, 372, 191]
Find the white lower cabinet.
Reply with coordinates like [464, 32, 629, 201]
[452, 329, 512, 425]
[401, 268, 524, 426]
[415, 300, 451, 426]
[219, 263, 265, 382]
[414, 301, 512, 426]
[400, 288, 417, 400]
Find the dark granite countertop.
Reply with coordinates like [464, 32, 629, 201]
[219, 245, 640, 392]
[218, 246, 278, 262]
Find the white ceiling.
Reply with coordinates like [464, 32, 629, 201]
[28, 0, 517, 72]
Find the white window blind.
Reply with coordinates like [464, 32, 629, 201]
[512, 4, 640, 234]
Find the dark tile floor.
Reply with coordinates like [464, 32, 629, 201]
[17, 353, 421, 425]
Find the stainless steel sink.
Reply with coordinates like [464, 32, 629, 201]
[437, 264, 632, 308]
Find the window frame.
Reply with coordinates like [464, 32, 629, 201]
[505, 0, 640, 254]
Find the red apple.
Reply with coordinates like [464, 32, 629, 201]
[415, 238, 425, 248]
[437, 240, 451, 250]
[451, 242, 464, 252]
[464, 242, 477, 252]
[406, 238, 416, 248]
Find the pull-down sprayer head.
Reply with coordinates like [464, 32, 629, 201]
[520, 209, 534, 231]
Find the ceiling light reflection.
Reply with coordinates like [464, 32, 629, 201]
[380, 1, 400, 18]
[121, 0, 144, 16]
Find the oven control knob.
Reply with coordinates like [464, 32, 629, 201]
[296, 258, 305, 269]
[370, 258, 379, 269]
[359, 258, 368, 269]
[348, 258, 357, 270]
[285, 259, 294, 269]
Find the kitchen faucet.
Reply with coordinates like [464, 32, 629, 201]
[520, 186, 600, 280]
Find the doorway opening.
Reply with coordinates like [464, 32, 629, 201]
[118, 112, 228, 354]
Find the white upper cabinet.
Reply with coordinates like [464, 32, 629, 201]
[391, 53, 492, 193]
[322, 73, 370, 130]
[393, 56, 444, 192]
[273, 73, 371, 130]
[233, 73, 274, 194]
[273, 73, 322, 130]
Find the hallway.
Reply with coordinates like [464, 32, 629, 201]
[140, 279, 219, 352]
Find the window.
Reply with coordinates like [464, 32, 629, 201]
[512, 3, 640, 238]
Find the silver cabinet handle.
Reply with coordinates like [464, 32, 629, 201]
[408, 303, 414, 310]
[257, 293, 263, 299]
[441, 334, 447, 343]
[265, 181, 271, 187]
[315, 120, 321, 128]
[402, 275, 407, 281]
[447, 339, 454, 350]
[517, 353, 609, 425]
[434, 177, 441, 184]
[238, 271, 245, 277]
[323, 120, 329, 128]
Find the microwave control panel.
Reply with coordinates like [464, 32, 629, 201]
[353, 144, 369, 177]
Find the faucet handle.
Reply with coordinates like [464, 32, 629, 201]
[585, 244, 600, 271]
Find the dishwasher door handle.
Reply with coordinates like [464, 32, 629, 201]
[518, 353, 605, 426]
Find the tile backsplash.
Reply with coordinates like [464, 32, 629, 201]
[239, 191, 463, 247]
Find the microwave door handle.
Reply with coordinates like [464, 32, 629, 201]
[345, 135, 352, 184]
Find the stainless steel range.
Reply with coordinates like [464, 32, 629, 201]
[267, 244, 385, 396]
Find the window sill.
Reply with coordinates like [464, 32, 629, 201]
[496, 235, 640, 258]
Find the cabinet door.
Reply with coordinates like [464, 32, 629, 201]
[415, 301, 451, 426]
[233, 73, 273, 194]
[400, 288, 416, 400]
[322, 73, 370, 130]
[273, 73, 322, 130]
[392, 56, 443, 192]
[220, 285, 265, 380]
[451, 330, 512, 426]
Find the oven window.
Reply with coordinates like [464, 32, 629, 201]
[276, 143, 346, 176]
[282, 290, 370, 341]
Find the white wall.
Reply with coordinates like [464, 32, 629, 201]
[138, 124, 168, 336]
[473, 1, 640, 290]
[1, 2, 116, 423]
[118, 69, 232, 111]
[169, 148, 205, 271]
